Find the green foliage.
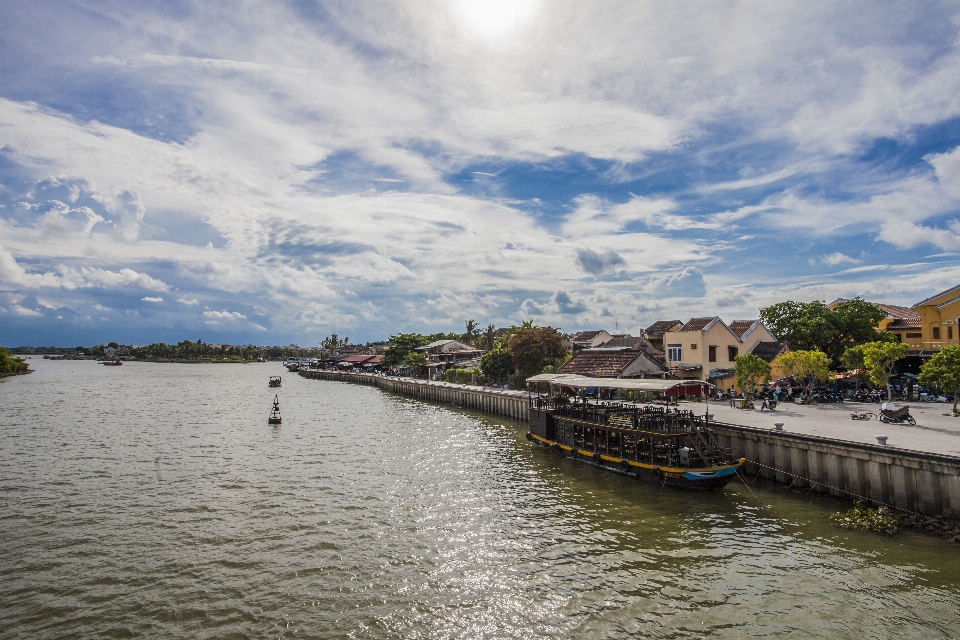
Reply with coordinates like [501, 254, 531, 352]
[919, 344, 960, 414]
[463, 319, 478, 346]
[506, 326, 567, 377]
[480, 348, 513, 381]
[443, 367, 480, 385]
[321, 334, 350, 351]
[861, 340, 908, 400]
[830, 501, 899, 535]
[0, 347, 29, 374]
[382, 333, 431, 367]
[760, 298, 890, 365]
[131, 341, 272, 361]
[778, 350, 831, 400]
[402, 351, 428, 372]
[482, 324, 496, 351]
[734, 353, 772, 401]
[840, 345, 870, 389]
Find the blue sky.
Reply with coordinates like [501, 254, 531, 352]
[5, 1, 960, 346]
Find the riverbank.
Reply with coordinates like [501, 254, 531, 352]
[301, 370, 960, 524]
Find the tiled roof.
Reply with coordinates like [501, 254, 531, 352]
[874, 303, 920, 320]
[570, 330, 604, 342]
[887, 318, 921, 329]
[557, 350, 652, 377]
[341, 354, 376, 363]
[936, 295, 960, 309]
[603, 335, 664, 355]
[728, 320, 758, 339]
[645, 320, 682, 334]
[914, 284, 960, 308]
[748, 341, 788, 363]
[679, 317, 717, 332]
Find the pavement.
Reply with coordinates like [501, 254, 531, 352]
[684, 397, 960, 457]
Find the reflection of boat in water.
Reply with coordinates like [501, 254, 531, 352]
[526, 374, 744, 491]
[268, 395, 282, 425]
[269, 376, 281, 387]
[100, 360, 123, 366]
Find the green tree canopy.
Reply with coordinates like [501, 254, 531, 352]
[734, 353, 772, 402]
[861, 340, 909, 400]
[506, 325, 567, 377]
[480, 348, 513, 381]
[778, 349, 831, 401]
[382, 333, 431, 367]
[760, 298, 890, 365]
[919, 344, 960, 414]
[0, 347, 29, 374]
[463, 319, 478, 346]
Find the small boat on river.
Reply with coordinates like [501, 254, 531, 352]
[526, 374, 744, 491]
[269, 376, 281, 387]
[268, 395, 282, 425]
[100, 360, 123, 366]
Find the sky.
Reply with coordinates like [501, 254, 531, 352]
[5, 1, 960, 346]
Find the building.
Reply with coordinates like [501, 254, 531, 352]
[415, 340, 483, 365]
[568, 330, 614, 352]
[644, 320, 682, 349]
[746, 341, 792, 380]
[666, 317, 778, 390]
[830, 298, 924, 347]
[602, 335, 665, 361]
[557, 347, 667, 378]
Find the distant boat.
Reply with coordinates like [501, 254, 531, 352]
[101, 360, 123, 366]
[269, 376, 281, 387]
[268, 395, 282, 424]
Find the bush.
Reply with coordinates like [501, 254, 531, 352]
[0, 347, 29, 374]
[444, 368, 480, 385]
[830, 501, 899, 535]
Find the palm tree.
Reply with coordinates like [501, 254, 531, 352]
[464, 319, 478, 346]
[483, 324, 496, 350]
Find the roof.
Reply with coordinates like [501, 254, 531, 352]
[728, 320, 759, 339]
[602, 335, 663, 354]
[747, 341, 789, 362]
[526, 373, 711, 391]
[873, 303, 920, 320]
[936, 295, 960, 309]
[341, 354, 376, 363]
[645, 320, 682, 335]
[422, 339, 457, 348]
[557, 349, 661, 377]
[679, 317, 719, 332]
[887, 318, 922, 329]
[914, 284, 960, 308]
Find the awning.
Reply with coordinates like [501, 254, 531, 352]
[526, 373, 713, 391]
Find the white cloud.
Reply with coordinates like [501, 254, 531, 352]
[142, 296, 164, 302]
[177, 297, 199, 305]
[817, 252, 861, 266]
[202, 310, 246, 320]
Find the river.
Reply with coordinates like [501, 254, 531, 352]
[2, 360, 959, 638]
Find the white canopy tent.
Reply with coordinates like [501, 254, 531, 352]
[525, 374, 713, 392]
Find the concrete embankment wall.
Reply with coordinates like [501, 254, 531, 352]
[299, 370, 960, 520]
[298, 370, 530, 421]
[710, 422, 960, 520]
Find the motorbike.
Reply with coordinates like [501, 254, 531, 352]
[878, 403, 916, 425]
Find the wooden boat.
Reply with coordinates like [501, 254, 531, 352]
[526, 374, 744, 491]
[100, 360, 123, 366]
[268, 395, 282, 424]
[269, 376, 281, 387]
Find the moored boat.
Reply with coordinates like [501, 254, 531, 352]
[526, 374, 743, 490]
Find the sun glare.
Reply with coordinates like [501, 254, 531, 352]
[448, 0, 539, 42]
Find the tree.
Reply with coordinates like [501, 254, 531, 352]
[463, 319, 478, 346]
[777, 350, 831, 401]
[840, 345, 869, 393]
[480, 348, 513, 381]
[506, 326, 567, 377]
[919, 344, 960, 414]
[760, 298, 889, 365]
[382, 333, 430, 367]
[402, 351, 428, 374]
[861, 341, 908, 401]
[482, 324, 496, 351]
[0, 347, 29, 374]
[734, 353, 772, 402]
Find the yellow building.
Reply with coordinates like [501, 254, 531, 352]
[834, 285, 960, 350]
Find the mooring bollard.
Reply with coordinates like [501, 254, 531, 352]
[876, 435, 888, 445]
[774, 423, 784, 431]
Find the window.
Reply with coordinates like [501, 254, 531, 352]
[728, 346, 738, 361]
[933, 327, 941, 340]
[906, 332, 922, 339]
[950, 326, 954, 340]
[690, 343, 697, 350]
[709, 345, 717, 362]
[667, 344, 682, 362]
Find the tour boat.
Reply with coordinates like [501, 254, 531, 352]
[269, 376, 281, 387]
[268, 395, 282, 425]
[100, 360, 123, 366]
[526, 374, 744, 491]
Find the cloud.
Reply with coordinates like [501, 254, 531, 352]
[648, 267, 707, 299]
[876, 220, 960, 251]
[177, 297, 199, 305]
[202, 310, 247, 320]
[142, 296, 163, 302]
[575, 248, 626, 275]
[817, 252, 861, 266]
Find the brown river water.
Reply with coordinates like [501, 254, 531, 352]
[2, 360, 959, 639]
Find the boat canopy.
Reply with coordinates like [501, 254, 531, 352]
[525, 373, 713, 391]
